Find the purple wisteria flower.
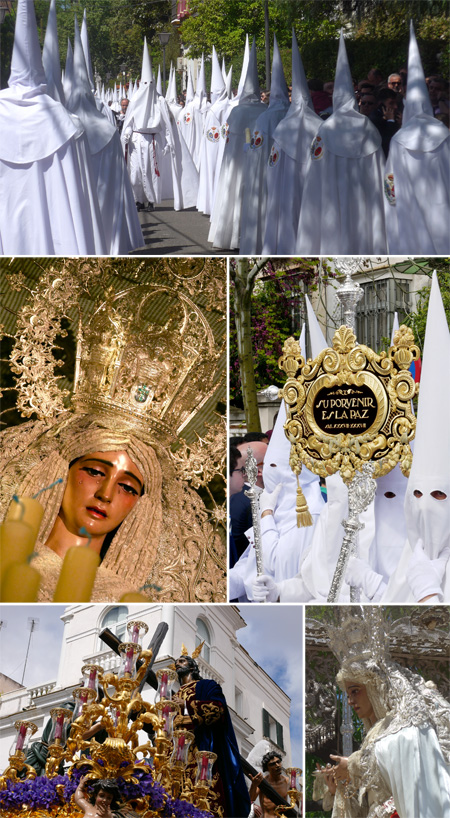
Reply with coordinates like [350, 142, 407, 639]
[0, 767, 213, 817]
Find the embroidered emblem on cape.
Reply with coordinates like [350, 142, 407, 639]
[221, 122, 229, 143]
[384, 172, 396, 206]
[207, 126, 220, 143]
[250, 130, 264, 149]
[183, 111, 192, 124]
[310, 135, 324, 160]
[268, 145, 279, 167]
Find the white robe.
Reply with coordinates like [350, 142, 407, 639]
[239, 100, 289, 254]
[262, 106, 321, 254]
[330, 724, 450, 818]
[296, 141, 388, 254]
[384, 122, 450, 254]
[208, 99, 266, 249]
[0, 87, 103, 254]
[196, 91, 229, 215]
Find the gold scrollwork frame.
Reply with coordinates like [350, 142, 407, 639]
[279, 325, 419, 484]
[305, 371, 388, 441]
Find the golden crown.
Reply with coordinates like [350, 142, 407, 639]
[4, 259, 226, 448]
[72, 283, 220, 444]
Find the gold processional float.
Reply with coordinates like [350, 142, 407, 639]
[276, 260, 419, 602]
[0, 623, 302, 818]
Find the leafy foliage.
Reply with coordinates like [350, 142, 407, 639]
[401, 258, 450, 353]
[230, 258, 337, 408]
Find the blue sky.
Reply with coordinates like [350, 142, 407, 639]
[0, 604, 303, 766]
[236, 604, 303, 766]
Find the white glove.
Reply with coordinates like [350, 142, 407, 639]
[406, 540, 450, 602]
[345, 557, 385, 601]
[252, 574, 280, 603]
[259, 483, 283, 514]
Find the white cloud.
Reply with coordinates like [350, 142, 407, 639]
[236, 605, 303, 766]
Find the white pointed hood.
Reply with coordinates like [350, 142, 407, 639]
[0, 0, 77, 163]
[185, 65, 194, 104]
[235, 34, 250, 101]
[165, 64, 173, 100]
[272, 29, 320, 161]
[395, 21, 448, 151]
[66, 15, 115, 153]
[81, 8, 95, 91]
[156, 65, 162, 95]
[263, 381, 323, 536]
[64, 38, 74, 101]
[8, 0, 47, 89]
[43, 0, 65, 105]
[194, 53, 208, 108]
[305, 294, 328, 357]
[318, 30, 381, 158]
[141, 38, 154, 85]
[226, 65, 233, 98]
[268, 35, 289, 107]
[122, 69, 162, 133]
[240, 39, 261, 104]
[210, 45, 225, 104]
[221, 57, 227, 82]
[404, 272, 450, 556]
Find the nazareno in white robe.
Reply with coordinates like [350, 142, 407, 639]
[122, 81, 199, 211]
[67, 17, 143, 254]
[208, 40, 266, 250]
[295, 32, 387, 254]
[384, 23, 450, 254]
[239, 36, 290, 255]
[262, 31, 322, 255]
[0, 0, 102, 254]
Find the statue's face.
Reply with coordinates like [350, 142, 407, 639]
[175, 656, 194, 680]
[95, 789, 113, 809]
[59, 451, 144, 539]
[345, 681, 376, 723]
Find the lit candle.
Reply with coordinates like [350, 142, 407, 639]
[200, 754, 208, 781]
[290, 770, 297, 789]
[159, 672, 168, 699]
[176, 733, 185, 762]
[124, 646, 134, 675]
[54, 713, 64, 740]
[0, 521, 36, 586]
[119, 593, 148, 602]
[1, 561, 41, 602]
[16, 724, 27, 752]
[52, 547, 100, 602]
[162, 704, 171, 732]
[6, 496, 44, 533]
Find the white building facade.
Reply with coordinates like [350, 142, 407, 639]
[0, 604, 292, 771]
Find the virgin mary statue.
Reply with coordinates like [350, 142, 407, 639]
[0, 258, 226, 603]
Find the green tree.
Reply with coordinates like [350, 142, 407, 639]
[399, 258, 450, 353]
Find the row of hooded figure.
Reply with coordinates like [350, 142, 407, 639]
[0, 0, 145, 255]
[230, 274, 450, 605]
[193, 26, 448, 256]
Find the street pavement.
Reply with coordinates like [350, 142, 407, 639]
[131, 200, 235, 256]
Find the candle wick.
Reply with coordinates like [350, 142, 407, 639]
[79, 527, 92, 548]
[12, 495, 26, 521]
[139, 582, 162, 593]
[32, 478, 63, 499]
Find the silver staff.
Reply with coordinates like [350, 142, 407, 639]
[326, 259, 374, 602]
[327, 462, 377, 602]
[244, 446, 264, 578]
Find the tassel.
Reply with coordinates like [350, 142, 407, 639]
[296, 478, 313, 527]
